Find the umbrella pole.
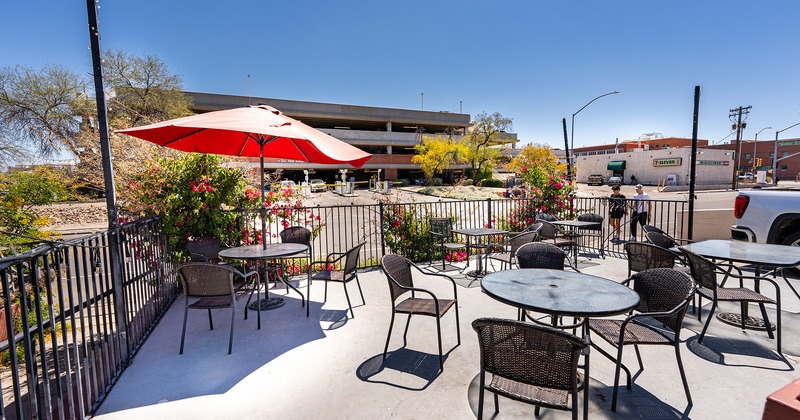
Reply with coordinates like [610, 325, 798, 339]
[260, 142, 267, 250]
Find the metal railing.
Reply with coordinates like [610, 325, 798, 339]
[0, 217, 177, 419]
[234, 196, 688, 266]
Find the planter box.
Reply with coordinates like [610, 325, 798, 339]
[763, 378, 800, 419]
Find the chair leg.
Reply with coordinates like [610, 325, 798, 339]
[757, 302, 775, 339]
[228, 302, 235, 355]
[633, 344, 644, 371]
[455, 304, 461, 346]
[179, 301, 189, 355]
[611, 343, 625, 412]
[493, 391, 499, 414]
[207, 309, 214, 330]
[343, 281, 354, 318]
[383, 310, 396, 360]
[306, 268, 311, 318]
[436, 315, 444, 370]
[477, 371, 485, 420]
[324, 280, 329, 302]
[674, 341, 693, 406]
[355, 275, 366, 305]
[698, 301, 717, 344]
[402, 314, 412, 345]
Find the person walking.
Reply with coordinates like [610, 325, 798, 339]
[629, 184, 651, 242]
[608, 185, 627, 240]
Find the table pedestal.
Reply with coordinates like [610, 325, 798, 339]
[717, 312, 776, 331]
[249, 297, 285, 311]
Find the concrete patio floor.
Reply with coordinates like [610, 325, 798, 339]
[94, 252, 800, 419]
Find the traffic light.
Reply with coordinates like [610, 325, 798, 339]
[756, 158, 762, 167]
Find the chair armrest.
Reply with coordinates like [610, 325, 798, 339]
[409, 261, 459, 299]
[309, 253, 346, 269]
[187, 251, 209, 262]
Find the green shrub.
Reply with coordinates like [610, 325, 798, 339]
[432, 177, 443, 186]
[480, 178, 504, 188]
[381, 199, 433, 262]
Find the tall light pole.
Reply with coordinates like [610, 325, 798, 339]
[753, 126, 771, 171]
[570, 91, 619, 177]
[773, 122, 800, 185]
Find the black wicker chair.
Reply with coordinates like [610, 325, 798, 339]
[535, 213, 558, 222]
[429, 217, 467, 270]
[537, 220, 577, 257]
[643, 225, 692, 244]
[588, 268, 695, 411]
[177, 262, 261, 354]
[381, 254, 460, 370]
[624, 242, 690, 277]
[681, 249, 782, 353]
[488, 230, 539, 270]
[185, 236, 223, 262]
[576, 213, 605, 258]
[310, 242, 366, 318]
[279, 226, 312, 316]
[472, 318, 588, 420]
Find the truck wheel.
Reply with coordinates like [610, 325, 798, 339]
[781, 232, 800, 277]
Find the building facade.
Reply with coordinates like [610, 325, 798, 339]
[186, 92, 515, 183]
[706, 138, 800, 180]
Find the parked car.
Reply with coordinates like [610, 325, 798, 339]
[278, 180, 296, 191]
[607, 176, 623, 186]
[309, 179, 326, 192]
[738, 172, 754, 181]
[587, 174, 605, 186]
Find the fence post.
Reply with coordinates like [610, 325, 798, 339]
[379, 201, 386, 257]
[487, 198, 493, 228]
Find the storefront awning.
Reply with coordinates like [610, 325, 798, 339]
[607, 160, 626, 171]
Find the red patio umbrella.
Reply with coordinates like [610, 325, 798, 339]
[118, 104, 371, 246]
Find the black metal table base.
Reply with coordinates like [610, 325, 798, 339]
[717, 312, 777, 331]
[464, 270, 484, 279]
[249, 297, 285, 311]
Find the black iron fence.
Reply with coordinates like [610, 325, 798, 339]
[0, 217, 177, 419]
[235, 196, 688, 266]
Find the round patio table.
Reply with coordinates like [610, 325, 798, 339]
[481, 268, 640, 320]
[218, 243, 309, 311]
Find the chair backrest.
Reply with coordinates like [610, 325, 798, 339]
[526, 222, 543, 237]
[509, 231, 538, 255]
[344, 242, 366, 276]
[535, 213, 558, 222]
[429, 218, 455, 241]
[645, 231, 678, 249]
[280, 226, 311, 245]
[185, 236, 221, 262]
[516, 242, 567, 269]
[472, 318, 586, 391]
[577, 213, 603, 232]
[680, 249, 720, 291]
[625, 242, 677, 273]
[642, 224, 666, 235]
[536, 220, 560, 240]
[177, 262, 235, 298]
[630, 268, 695, 333]
[381, 253, 414, 301]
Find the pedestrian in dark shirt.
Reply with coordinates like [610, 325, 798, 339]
[608, 185, 627, 240]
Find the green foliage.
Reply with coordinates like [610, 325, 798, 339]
[0, 168, 69, 248]
[461, 112, 513, 184]
[121, 153, 252, 254]
[412, 135, 468, 181]
[431, 177, 444, 186]
[480, 178, 504, 188]
[498, 176, 575, 232]
[507, 144, 567, 191]
[381, 199, 433, 262]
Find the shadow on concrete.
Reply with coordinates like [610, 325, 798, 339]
[356, 349, 444, 391]
[685, 335, 793, 371]
[466, 373, 690, 419]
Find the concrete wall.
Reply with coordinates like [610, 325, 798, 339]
[576, 148, 734, 186]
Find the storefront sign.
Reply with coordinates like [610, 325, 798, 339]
[653, 158, 682, 167]
[778, 140, 800, 147]
[697, 160, 729, 166]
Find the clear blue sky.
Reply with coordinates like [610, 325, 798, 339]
[5, 1, 800, 149]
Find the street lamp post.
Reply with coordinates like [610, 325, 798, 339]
[570, 91, 619, 178]
[753, 126, 771, 171]
[773, 122, 800, 185]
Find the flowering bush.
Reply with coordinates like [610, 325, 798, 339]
[445, 251, 468, 263]
[499, 175, 574, 231]
[381, 198, 434, 262]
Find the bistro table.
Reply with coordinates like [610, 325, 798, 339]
[679, 239, 800, 331]
[218, 243, 310, 314]
[551, 220, 602, 263]
[453, 227, 508, 278]
[481, 268, 640, 417]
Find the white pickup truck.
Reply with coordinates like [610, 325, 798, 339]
[731, 188, 800, 274]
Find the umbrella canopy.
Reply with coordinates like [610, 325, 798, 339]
[117, 104, 371, 168]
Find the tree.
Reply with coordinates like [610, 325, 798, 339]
[0, 51, 194, 188]
[506, 144, 567, 190]
[411, 135, 468, 182]
[460, 112, 513, 184]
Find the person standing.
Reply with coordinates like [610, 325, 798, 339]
[630, 184, 651, 242]
[608, 185, 627, 240]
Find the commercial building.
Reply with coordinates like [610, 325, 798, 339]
[706, 138, 800, 181]
[186, 92, 516, 183]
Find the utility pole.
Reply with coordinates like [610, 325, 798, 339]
[729, 105, 751, 189]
